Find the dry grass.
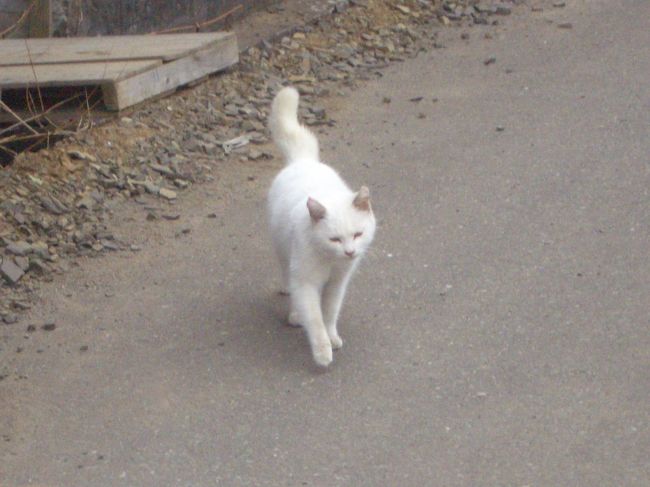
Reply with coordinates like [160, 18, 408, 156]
[0, 85, 101, 165]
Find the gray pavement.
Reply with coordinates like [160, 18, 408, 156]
[1, 0, 649, 485]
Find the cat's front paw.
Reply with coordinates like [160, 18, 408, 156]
[329, 334, 343, 350]
[312, 342, 333, 367]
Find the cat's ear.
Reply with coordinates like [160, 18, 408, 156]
[307, 197, 327, 221]
[353, 186, 371, 212]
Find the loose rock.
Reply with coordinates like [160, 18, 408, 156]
[42, 322, 56, 331]
[6, 241, 32, 256]
[1, 258, 25, 285]
[2, 313, 18, 324]
[159, 188, 178, 200]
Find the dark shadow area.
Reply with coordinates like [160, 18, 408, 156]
[0, 85, 108, 166]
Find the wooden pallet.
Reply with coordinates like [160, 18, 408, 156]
[0, 32, 238, 111]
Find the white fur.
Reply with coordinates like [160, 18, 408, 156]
[267, 87, 376, 367]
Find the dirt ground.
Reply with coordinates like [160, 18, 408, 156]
[2, 0, 649, 484]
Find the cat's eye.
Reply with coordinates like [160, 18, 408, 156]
[353, 232, 363, 239]
[330, 237, 342, 243]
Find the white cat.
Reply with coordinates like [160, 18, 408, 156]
[267, 87, 376, 367]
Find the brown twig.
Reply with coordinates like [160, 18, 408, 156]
[0, 144, 18, 158]
[0, 0, 38, 38]
[0, 99, 39, 135]
[0, 129, 77, 145]
[0, 84, 102, 162]
[0, 92, 84, 138]
[150, 4, 243, 35]
[23, 39, 46, 114]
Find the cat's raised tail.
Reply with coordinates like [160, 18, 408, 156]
[269, 86, 319, 163]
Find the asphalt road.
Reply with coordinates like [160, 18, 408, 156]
[2, 1, 649, 485]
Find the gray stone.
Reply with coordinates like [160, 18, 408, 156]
[68, 150, 97, 162]
[31, 242, 50, 259]
[13, 212, 26, 225]
[1, 258, 25, 285]
[159, 188, 177, 200]
[14, 256, 30, 272]
[28, 258, 49, 275]
[495, 3, 512, 15]
[40, 194, 68, 215]
[310, 106, 327, 118]
[6, 241, 32, 256]
[247, 149, 264, 160]
[475, 3, 497, 14]
[395, 5, 411, 15]
[150, 163, 175, 177]
[144, 182, 160, 195]
[101, 241, 121, 251]
[12, 300, 31, 310]
[76, 194, 96, 210]
[2, 313, 18, 324]
[42, 321, 56, 331]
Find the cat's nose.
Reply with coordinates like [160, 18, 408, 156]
[345, 250, 356, 258]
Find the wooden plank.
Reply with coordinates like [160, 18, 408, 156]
[0, 32, 234, 66]
[28, 0, 51, 38]
[0, 59, 162, 88]
[102, 35, 238, 111]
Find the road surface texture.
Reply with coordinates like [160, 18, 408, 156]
[2, 0, 649, 485]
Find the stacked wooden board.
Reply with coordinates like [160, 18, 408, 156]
[0, 32, 238, 111]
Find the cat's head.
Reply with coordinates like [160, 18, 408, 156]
[307, 186, 376, 260]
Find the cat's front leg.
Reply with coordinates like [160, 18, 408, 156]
[322, 270, 353, 350]
[292, 284, 332, 366]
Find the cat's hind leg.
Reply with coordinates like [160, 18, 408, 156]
[274, 244, 291, 296]
[279, 267, 291, 296]
[287, 309, 301, 327]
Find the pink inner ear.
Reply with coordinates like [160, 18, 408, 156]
[353, 186, 371, 211]
[307, 197, 327, 221]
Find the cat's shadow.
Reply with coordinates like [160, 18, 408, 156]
[211, 286, 327, 373]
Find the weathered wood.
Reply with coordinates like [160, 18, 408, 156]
[102, 35, 238, 110]
[0, 59, 162, 88]
[27, 0, 51, 38]
[0, 32, 234, 66]
[0, 30, 238, 112]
